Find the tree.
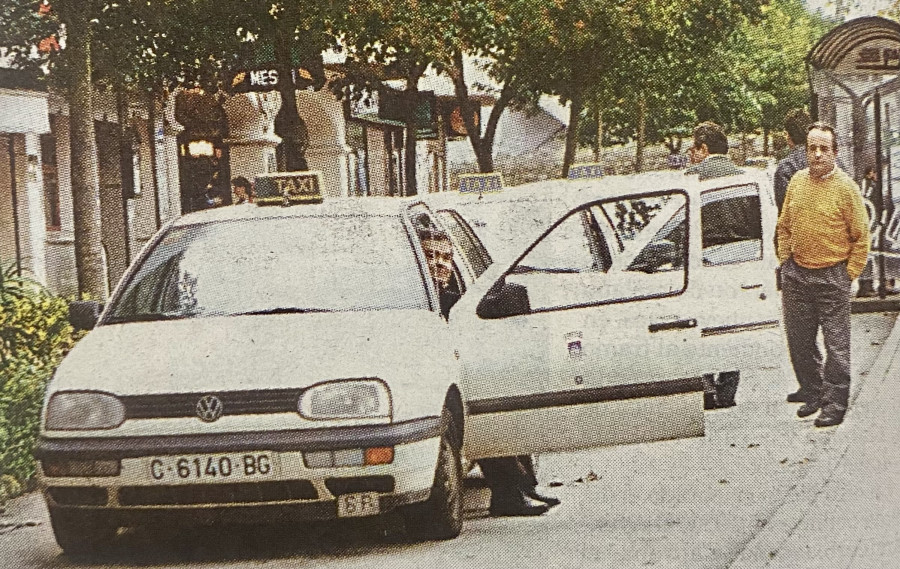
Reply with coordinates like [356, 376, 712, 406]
[342, 0, 459, 194]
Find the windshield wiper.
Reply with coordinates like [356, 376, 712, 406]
[104, 313, 185, 324]
[233, 307, 335, 316]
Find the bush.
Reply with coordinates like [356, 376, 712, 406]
[0, 263, 78, 499]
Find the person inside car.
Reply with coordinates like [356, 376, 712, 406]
[419, 227, 461, 318]
[417, 224, 558, 516]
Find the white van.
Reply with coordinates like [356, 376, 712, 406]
[428, 168, 783, 413]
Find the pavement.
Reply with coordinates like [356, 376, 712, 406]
[728, 309, 900, 569]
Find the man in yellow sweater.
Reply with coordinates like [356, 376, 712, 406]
[776, 122, 870, 427]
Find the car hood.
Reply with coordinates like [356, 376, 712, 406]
[51, 310, 452, 396]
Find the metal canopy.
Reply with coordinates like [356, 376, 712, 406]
[808, 16, 900, 73]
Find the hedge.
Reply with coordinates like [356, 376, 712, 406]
[0, 263, 79, 503]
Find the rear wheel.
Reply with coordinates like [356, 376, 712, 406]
[49, 507, 117, 556]
[402, 418, 463, 541]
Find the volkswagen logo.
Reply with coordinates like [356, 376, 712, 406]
[196, 395, 224, 422]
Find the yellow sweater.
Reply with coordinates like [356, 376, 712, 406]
[776, 168, 870, 280]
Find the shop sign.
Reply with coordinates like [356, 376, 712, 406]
[854, 46, 900, 72]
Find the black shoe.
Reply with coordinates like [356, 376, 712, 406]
[797, 402, 820, 418]
[524, 490, 560, 507]
[814, 410, 845, 428]
[489, 499, 550, 517]
[786, 390, 809, 403]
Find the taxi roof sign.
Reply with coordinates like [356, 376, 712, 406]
[254, 171, 324, 206]
[568, 163, 605, 180]
[459, 172, 503, 194]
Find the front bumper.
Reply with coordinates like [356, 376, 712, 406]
[36, 417, 442, 524]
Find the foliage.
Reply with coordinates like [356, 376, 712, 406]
[0, 264, 78, 494]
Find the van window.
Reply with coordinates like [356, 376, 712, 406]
[701, 184, 762, 266]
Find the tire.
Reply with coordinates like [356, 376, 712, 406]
[49, 507, 117, 556]
[402, 418, 464, 541]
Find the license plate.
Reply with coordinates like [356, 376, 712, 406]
[147, 453, 278, 483]
[336, 492, 380, 517]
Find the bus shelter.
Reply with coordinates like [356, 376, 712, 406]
[808, 16, 900, 297]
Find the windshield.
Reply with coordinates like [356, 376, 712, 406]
[105, 215, 429, 324]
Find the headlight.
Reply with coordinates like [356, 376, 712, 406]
[298, 379, 391, 420]
[45, 391, 125, 430]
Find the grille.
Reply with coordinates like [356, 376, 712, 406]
[325, 476, 394, 496]
[122, 389, 303, 420]
[47, 486, 108, 506]
[118, 480, 318, 506]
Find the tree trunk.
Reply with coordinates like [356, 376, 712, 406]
[562, 89, 583, 178]
[403, 65, 426, 196]
[274, 29, 308, 172]
[763, 127, 770, 156]
[451, 51, 493, 173]
[58, 4, 107, 300]
[635, 96, 647, 173]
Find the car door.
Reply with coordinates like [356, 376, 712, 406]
[694, 175, 782, 373]
[448, 189, 706, 461]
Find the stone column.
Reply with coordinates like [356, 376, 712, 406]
[223, 92, 282, 191]
[20, 133, 48, 284]
[296, 90, 351, 197]
[162, 92, 184, 219]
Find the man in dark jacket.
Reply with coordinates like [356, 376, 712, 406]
[774, 109, 811, 213]
[685, 121, 743, 181]
[685, 121, 743, 408]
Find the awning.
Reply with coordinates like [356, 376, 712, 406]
[0, 89, 51, 134]
[808, 16, 900, 75]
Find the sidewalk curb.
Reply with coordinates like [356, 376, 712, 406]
[727, 311, 900, 569]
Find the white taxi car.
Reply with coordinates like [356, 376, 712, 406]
[37, 182, 710, 555]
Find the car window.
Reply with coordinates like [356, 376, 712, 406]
[435, 209, 492, 278]
[450, 198, 561, 262]
[701, 184, 762, 266]
[516, 210, 601, 273]
[626, 205, 687, 274]
[597, 196, 669, 251]
[105, 216, 429, 323]
[502, 191, 687, 312]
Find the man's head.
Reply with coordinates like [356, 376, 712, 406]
[419, 228, 454, 289]
[806, 122, 838, 180]
[231, 176, 253, 203]
[690, 121, 729, 163]
[784, 109, 811, 148]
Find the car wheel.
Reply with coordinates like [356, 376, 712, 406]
[403, 416, 463, 541]
[49, 507, 117, 556]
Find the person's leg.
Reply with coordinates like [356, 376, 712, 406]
[478, 457, 548, 516]
[815, 263, 853, 425]
[781, 259, 824, 407]
[517, 455, 560, 507]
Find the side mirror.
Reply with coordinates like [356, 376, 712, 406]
[69, 300, 102, 331]
[477, 279, 531, 319]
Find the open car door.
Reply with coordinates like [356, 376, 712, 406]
[448, 188, 706, 461]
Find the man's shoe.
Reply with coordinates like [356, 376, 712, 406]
[786, 390, 809, 403]
[814, 410, 845, 428]
[797, 402, 820, 418]
[524, 490, 560, 507]
[489, 498, 550, 517]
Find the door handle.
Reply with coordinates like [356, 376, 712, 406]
[741, 283, 763, 290]
[648, 318, 697, 333]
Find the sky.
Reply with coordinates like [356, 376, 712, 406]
[805, 0, 894, 18]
